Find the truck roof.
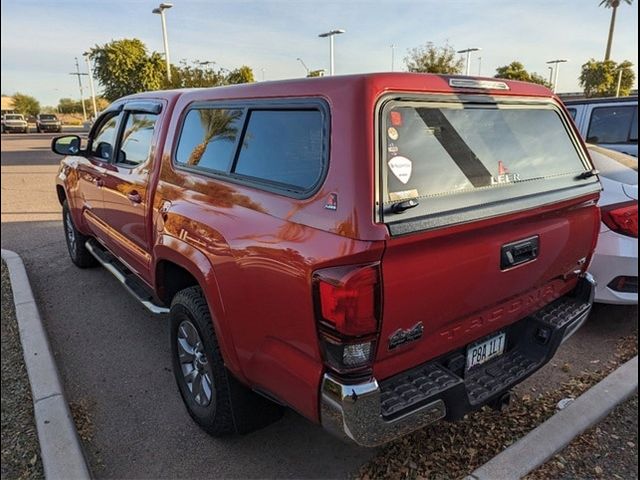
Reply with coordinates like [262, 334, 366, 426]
[563, 95, 638, 105]
[125, 73, 555, 104]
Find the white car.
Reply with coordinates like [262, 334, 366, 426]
[588, 144, 638, 304]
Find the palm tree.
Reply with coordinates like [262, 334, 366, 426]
[600, 0, 634, 61]
[187, 109, 242, 166]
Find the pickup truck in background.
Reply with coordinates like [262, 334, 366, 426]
[1, 113, 29, 133]
[36, 113, 62, 133]
[564, 96, 638, 157]
[52, 74, 601, 446]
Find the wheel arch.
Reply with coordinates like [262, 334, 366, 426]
[153, 236, 245, 382]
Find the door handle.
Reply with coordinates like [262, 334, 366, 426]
[159, 200, 172, 221]
[501, 235, 540, 270]
[127, 191, 142, 204]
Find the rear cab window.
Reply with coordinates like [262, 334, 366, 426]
[174, 99, 328, 197]
[378, 96, 599, 234]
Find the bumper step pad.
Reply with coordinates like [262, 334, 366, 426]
[531, 296, 591, 329]
[380, 364, 461, 419]
[465, 350, 538, 405]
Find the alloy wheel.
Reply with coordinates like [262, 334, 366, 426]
[177, 320, 214, 407]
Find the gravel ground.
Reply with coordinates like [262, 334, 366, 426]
[1, 260, 44, 479]
[356, 335, 638, 480]
[528, 395, 638, 480]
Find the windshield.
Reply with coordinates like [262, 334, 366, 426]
[5, 115, 23, 120]
[40, 114, 57, 120]
[380, 100, 592, 226]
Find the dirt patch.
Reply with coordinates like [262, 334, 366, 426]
[1, 260, 44, 479]
[527, 395, 638, 480]
[355, 334, 638, 480]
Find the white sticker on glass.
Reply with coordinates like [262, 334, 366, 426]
[388, 156, 412, 184]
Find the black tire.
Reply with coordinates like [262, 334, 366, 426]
[170, 286, 283, 436]
[62, 201, 98, 268]
[36, 126, 41, 133]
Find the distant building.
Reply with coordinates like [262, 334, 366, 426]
[1, 96, 15, 115]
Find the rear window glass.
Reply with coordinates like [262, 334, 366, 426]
[587, 106, 638, 144]
[381, 101, 591, 224]
[175, 108, 244, 172]
[383, 104, 586, 201]
[233, 110, 324, 190]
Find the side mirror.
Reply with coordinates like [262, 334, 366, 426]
[52, 135, 82, 156]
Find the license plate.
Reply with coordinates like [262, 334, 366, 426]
[466, 332, 506, 370]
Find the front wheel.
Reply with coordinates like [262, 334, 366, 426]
[170, 286, 283, 436]
[62, 201, 98, 268]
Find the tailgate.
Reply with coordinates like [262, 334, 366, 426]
[375, 198, 599, 379]
[374, 94, 601, 380]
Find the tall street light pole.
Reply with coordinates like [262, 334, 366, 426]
[69, 57, 88, 122]
[615, 68, 624, 97]
[390, 44, 396, 72]
[318, 29, 345, 76]
[83, 52, 98, 120]
[457, 47, 481, 76]
[546, 59, 568, 93]
[152, 3, 173, 83]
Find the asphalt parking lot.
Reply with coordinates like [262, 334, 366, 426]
[1, 132, 637, 479]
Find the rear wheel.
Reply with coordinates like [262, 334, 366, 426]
[62, 201, 98, 268]
[170, 286, 283, 436]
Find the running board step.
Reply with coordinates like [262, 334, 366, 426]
[85, 240, 169, 315]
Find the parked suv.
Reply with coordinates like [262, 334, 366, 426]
[1, 113, 28, 133]
[52, 74, 600, 446]
[36, 113, 62, 133]
[564, 96, 638, 157]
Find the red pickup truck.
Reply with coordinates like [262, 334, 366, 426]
[53, 74, 601, 447]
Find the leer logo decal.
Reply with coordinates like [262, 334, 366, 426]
[491, 161, 521, 185]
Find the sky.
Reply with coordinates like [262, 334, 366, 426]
[1, 0, 638, 106]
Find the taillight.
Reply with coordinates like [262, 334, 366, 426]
[602, 201, 638, 238]
[313, 263, 381, 373]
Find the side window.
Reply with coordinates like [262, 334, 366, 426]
[587, 105, 636, 144]
[117, 113, 158, 167]
[175, 108, 244, 171]
[233, 110, 324, 191]
[90, 113, 121, 160]
[566, 108, 577, 120]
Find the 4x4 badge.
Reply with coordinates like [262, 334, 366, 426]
[324, 193, 338, 210]
[388, 322, 424, 350]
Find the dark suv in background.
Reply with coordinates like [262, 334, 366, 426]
[36, 113, 62, 133]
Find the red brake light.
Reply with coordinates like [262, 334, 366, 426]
[314, 263, 380, 337]
[602, 201, 638, 238]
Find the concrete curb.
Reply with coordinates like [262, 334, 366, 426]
[466, 355, 638, 480]
[2, 249, 91, 480]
